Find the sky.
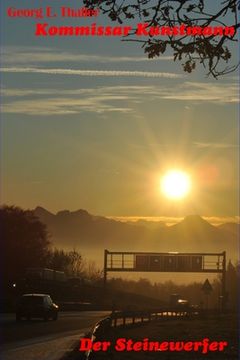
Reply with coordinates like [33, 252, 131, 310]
[0, 0, 239, 220]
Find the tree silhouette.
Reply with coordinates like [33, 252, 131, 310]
[47, 248, 85, 277]
[225, 260, 239, 309]
[0, 205, 50, 286]
[85, 0, 239, 77]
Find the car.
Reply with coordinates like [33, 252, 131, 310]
[177, 299, 189, 309]
[16, 293, 59, 321]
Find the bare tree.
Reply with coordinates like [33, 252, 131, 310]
[47, 248, 85, 277]
[84, 0, 239, 77]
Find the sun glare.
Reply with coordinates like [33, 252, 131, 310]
[161, 170, 191, 200]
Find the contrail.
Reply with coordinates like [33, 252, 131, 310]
[0, 67, 183, 79]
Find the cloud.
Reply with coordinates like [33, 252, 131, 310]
[107, 215, 239, 226]
[2, 95, 135, 115]
[1, 46, 172, 64]
[2, 81, 237, 101]
[193, 142, 238, 149]
[1, 80, 238, 116]
[159, 81, 239, 103]
[202, 216, 240, 226]
[0, 85, 155, 115]
[1, 85, 156, 115]
[1, 88, 61, 97]
[0, 85, 159, 97]
[0, 66, 182, 79]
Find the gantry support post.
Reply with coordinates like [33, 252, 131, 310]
[103, 249, 108, 288]
[222, 251, 226, 312]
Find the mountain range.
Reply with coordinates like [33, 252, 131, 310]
[33, 207, 239, 265]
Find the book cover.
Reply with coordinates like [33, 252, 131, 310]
[1, 1, 239, 360]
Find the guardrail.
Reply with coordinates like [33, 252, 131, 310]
[110, 307, 198, 327]
[81, 307, 199, 359]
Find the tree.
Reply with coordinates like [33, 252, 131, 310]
[84, 0, 239, 77]
[225, 260, 239, 310]
[1, 205, 50, 285]
[85, 260, 103, 282]
[47, 248, 85, 277]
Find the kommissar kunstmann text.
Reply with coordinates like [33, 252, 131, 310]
[35, 23, 235, 37]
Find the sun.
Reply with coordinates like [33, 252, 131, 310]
[160, 170, 191, 200]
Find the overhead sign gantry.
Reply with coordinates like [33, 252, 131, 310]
[103, 250, 226, 308]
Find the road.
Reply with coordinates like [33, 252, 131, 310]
[1, 311, 111, 360]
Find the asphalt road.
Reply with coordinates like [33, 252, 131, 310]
[1, 311, 111, 347]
